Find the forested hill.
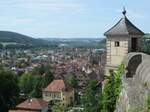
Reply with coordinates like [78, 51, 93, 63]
[0, 31, 49, 46]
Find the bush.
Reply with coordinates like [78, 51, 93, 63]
[101, 64, 124, 112]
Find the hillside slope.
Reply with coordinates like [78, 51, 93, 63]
[0, 31, 49, 46]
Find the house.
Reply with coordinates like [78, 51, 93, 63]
[9, 98, 49, 112]
[42, 79, 74, 106]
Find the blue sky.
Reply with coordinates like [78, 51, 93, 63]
[0, 0, 149, 38]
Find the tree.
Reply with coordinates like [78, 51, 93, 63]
[19, 73, 35, 95]
[51, 103, 67, 112]
[30, 76, 43, 98]
[101, 64, 124, 112]
[0, 69, 19, 112]
[101, 70, 116, 112]
[42, 69, 54, 88]
[19, 65, 54, 98]
[82, 81, 102, 112]
[32, 64, 49, 76]
[67, 75, 78, 88]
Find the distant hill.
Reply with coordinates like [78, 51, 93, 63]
[42, 37, 106, 49]
[0, 31, 49, 47]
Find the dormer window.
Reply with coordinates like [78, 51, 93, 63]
[115, 41, 120, 47]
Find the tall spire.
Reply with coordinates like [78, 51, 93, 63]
[122, 7, 127, 17]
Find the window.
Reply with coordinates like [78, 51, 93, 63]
[115, 41, 120, 47]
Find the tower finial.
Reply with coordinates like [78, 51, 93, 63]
[122, 7, 126, 17]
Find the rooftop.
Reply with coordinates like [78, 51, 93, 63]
[104, 8, 144, 36]
[43, 79, 73, 92]
[16, 98, 48, 111]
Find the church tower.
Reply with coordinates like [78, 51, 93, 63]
[104, 8, 144, 74]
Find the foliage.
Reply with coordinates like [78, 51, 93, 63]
[19, 73, 36, 95]
[19, 65, 54, 98]
[41, 69, 54, 88]
[147, 94, 150, 111]
[32, 64, 50, 75]
[141, 34, 150, 54]
[51, 103, 67, 112]
[67, 75, 78, 88]
[0, 31, 49, 46]
[82, 80, 102, 112]
[101, 64, 124, 112]
[0, 69, 19, 112]
[32, 64, 54, 88]
[30, 76, 43, 98]
[74, 92, 82, 106]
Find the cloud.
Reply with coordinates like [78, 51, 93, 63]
[0, 0, 87, 14]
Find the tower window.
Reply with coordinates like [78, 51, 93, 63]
[115, 41, 120, 47]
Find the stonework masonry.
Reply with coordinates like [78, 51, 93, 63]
[115, 53, 150, 112]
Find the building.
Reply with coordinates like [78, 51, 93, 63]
[104, 8, 144, 74]
[42, 79, 74, 106]
[9, 98, 49, 112]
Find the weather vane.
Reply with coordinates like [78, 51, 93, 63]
[122, 7, 127, 16]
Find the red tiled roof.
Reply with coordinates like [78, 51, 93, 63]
[16, 98, 48, 110]
[43, 79, 73, 92]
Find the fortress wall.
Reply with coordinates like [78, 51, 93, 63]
[115, 53, 150, 112]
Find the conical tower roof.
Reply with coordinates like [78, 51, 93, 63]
[104, 9, 144, 36]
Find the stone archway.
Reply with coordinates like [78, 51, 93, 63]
[126, 54, 142, 78]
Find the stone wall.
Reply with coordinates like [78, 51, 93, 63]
[115, 53, 150, 112]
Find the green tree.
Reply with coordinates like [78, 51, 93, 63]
[30, 76, 43, 98]
[19, 73, 35, 95]
[32, 64, 50, 76]
[101, 64, 124, 112]
[0, 69, 19, 112]
[67, 75, 78, 88]
[51, 103, 67, 112]
[82, 81, 102, 112]
[101, 70, 116, 112]
[19, 65, 54, 98]
[31, 64, 54, 88]
[147, 94, 150, 111]
[42, 69, 54, 88]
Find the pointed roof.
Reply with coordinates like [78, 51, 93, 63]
[104, 9, 144, 36]
[43, 79, 73, 92]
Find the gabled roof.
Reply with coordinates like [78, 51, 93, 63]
[16, 98, 48, 111]
[104, 16, 144, 36]
[43, 79, 73, 92]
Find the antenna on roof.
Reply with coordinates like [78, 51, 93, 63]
[122, 7, 127, 17]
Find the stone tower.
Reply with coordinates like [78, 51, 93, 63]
[104, 8, 144, 75]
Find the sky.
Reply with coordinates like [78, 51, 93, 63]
[0, 0, 150, 38]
